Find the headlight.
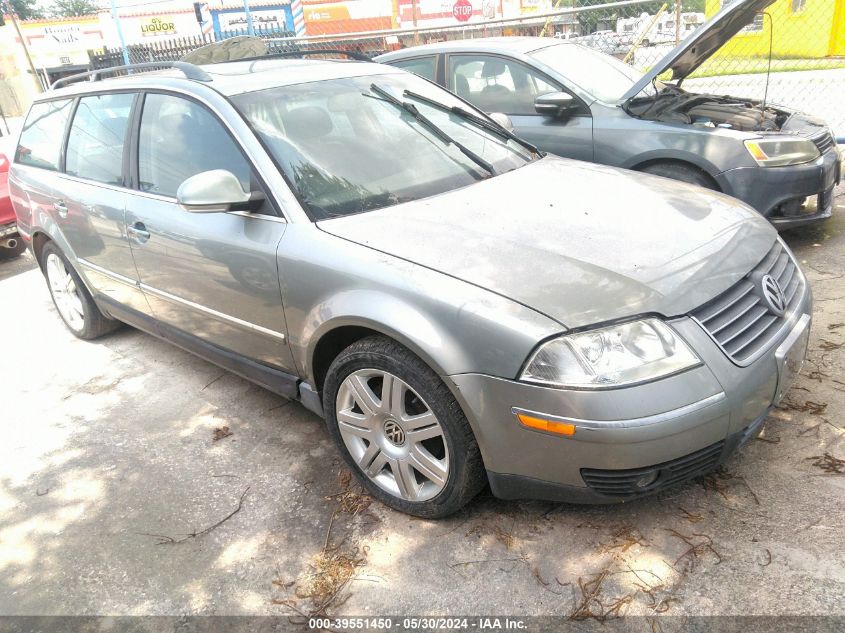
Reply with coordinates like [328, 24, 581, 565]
[744, 137, 820, 167]
[520, 318, 700, 389]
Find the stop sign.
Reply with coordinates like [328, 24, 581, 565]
[453, 0, 472, 22]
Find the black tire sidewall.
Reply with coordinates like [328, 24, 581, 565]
[322, 337, 484, 519]
[40, 242, 113, 340]
[642, 162, 714, 189]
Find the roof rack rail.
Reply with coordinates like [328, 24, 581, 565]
[51, 61, 212, 90]
[234, 49, 374, 63]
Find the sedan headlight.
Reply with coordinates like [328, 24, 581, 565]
[521, 319, 700, 389]
[744, 137, 820, 167]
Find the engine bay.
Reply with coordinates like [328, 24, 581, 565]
[626, 87, 794, 132]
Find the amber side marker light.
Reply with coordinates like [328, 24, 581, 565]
[515, 411, 576, 436]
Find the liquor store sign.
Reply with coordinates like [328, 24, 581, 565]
[141, 16, 177, 37]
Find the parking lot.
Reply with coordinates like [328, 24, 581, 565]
[1, 188, 844, 621]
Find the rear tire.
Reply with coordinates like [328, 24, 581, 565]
[323, 335, 485, 518]
[0, 238, 26, 260]
[640, 162, 716, 190]
[40, 242, 120, 340]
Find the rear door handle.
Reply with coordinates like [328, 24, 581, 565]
[127, 221, 151, 244]
[53, 200, 68, 218]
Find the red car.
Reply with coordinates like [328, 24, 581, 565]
[0, 152, 26, 259]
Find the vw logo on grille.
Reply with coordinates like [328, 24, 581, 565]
[383, 419, 406, 446]
[761, 274, 787, 317]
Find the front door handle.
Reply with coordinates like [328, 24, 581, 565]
[127, 221, 151, 244]
[53, 200, 68, 218]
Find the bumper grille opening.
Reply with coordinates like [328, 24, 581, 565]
[811, 131, 835, 155]
[690, 240, 805, 365]
[581, 440, 726, 498]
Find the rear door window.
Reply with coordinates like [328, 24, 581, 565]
[15, 99, 74, 171]
[390, 56, 437, 81]
[65, 93, 135, 186]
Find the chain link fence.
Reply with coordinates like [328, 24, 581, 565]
[90, 0, 845, 133]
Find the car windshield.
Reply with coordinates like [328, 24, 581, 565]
[232, 73, 536, 220]
[530, 43, 657, 103]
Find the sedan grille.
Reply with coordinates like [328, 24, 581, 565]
[581, 440, 725, 498]
[811, 130, 835, 154]
[690, 240, 804, 365]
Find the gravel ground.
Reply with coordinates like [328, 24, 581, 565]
[0, 190, 844, 624]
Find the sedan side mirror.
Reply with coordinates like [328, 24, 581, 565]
[177, 169, 253, 214]
[534, 92, 577, 119]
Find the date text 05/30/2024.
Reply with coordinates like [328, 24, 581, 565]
[308, 617, 528, 630]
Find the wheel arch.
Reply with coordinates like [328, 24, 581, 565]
[626, 152, 723, 190]
[31, 230, 53, 268]
[308, 315, 459, 394]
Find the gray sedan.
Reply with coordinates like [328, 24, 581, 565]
[377, 0, 840, 229]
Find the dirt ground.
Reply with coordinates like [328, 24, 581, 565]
[1, 192, 844, 625]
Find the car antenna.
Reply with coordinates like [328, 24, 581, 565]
[761, 11, 773, 113]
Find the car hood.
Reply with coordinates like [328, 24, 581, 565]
[621, 0, 776, 102]
[317, 157, 776, 330]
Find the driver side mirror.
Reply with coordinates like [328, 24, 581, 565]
[177, 169, 258, 214]
[534, 92, 578, 119]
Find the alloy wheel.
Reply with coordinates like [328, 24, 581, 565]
[336, 369, 449, 502]
[45, 253, 85, 332]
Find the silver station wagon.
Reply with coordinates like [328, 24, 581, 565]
[9, 57, 811, 517]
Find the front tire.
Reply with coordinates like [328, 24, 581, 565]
[323, 336, 485, 518]
[640, 162, 716, 190]
[40, 242, 120, 340]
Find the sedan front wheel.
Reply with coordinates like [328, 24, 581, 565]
[323, 336, 485, 518]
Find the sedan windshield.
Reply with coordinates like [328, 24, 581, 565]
[530, 43, 656, 103]
[232, 73, 536, 220]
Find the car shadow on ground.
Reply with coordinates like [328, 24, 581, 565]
[1, 204, 844, 618]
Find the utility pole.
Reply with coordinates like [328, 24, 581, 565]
[242, 0, 255, 35]
[675, 0, 681, 45]
[3, 1, 42, 93]
[109, 0, 130, 65]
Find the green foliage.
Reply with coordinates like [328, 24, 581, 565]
[50, 0, 99, 17]
[8, 0, 46, 20]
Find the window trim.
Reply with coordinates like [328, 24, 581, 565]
[130, 89, 284, 220]
[443, 52, 590, 118]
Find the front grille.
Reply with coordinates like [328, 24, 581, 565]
[581, 440, 725, 498]
[811, 130, 835, 154]
[690, 240, 804, 365]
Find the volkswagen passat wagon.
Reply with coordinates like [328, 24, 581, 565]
[9, 58, 811, 517]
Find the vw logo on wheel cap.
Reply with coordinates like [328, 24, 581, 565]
[761, 274, 787, 317]
[383, 419, 406, 446]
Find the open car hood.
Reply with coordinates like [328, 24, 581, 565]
[621, 0, 776, 103]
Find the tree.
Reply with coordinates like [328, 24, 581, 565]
[7, 0, 46, 20]
[50, 0, 99, 17]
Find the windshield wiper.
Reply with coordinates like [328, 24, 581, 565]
[367, 83, 496, 177]
[402, 89, 542, 157]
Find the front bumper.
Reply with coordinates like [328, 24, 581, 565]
[448, 291, 812, 504]
[715, 149, 840, 230]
